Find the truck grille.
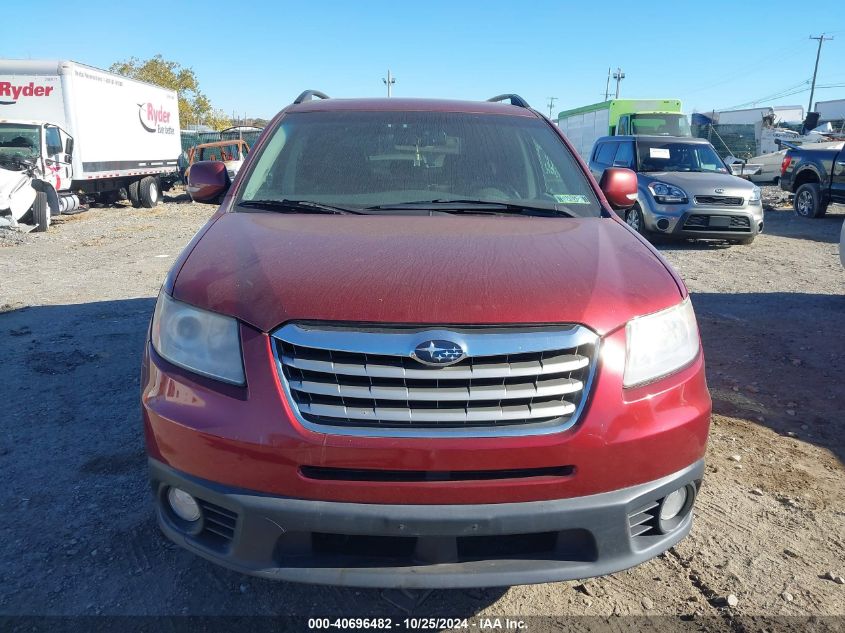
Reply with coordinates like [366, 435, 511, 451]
[271, 323, 598, 437]
[693, 195, 744, 206]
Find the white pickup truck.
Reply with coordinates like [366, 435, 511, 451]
[0, 60, 181, 231]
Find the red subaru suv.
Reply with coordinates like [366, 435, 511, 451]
[143, 92, 710, 588]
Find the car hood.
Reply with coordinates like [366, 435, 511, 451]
[172, 212, 683, 335]
[638, 171, 756, 195]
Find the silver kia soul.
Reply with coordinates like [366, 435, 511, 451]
[589, 135, 764, 244]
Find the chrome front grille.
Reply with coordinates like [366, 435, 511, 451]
[272, 323, 599, 437]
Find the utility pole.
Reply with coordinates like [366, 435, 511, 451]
[547, 97, 557, 118]
[807, 34, 833, 115]
[604, 67, 611, 101]
[383, 70, 396, 97]
[613, 67, 625, 99]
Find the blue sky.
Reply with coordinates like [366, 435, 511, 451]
[2, 0, 844, 119]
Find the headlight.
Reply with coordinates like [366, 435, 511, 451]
[749, 186, 761, 202]
[647, 181, 688, 204]
[151, 292, 245, 385]
[624, 298, 700, 387]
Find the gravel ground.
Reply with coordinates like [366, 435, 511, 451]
[1, 186, 843, 630]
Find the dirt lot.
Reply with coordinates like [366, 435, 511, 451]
[1, 188, 843, 630]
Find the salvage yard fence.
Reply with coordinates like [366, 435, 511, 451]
[180, 130, 263, 154]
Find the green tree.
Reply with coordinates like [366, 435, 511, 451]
[205, 109, 234, 131]
[109, 55, 229, 129]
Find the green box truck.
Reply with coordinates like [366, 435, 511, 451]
[557, 99, 689, 160]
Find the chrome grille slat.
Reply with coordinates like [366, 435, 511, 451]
[281, 353, 589, 380]
[272, 323, 598, 437]
[289, 376, 584, 402]
[300, 399, 576, 423]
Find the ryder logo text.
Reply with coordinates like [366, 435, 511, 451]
[138, 102, 175, 135]
[0, 81, 54, 104]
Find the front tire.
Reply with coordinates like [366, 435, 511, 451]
[139, 176, 160, 208]
[625, 204, 647, 235]
[625, 203, 665, 241]
[31, 191, 50, 232]
[793, 182, 826, 218]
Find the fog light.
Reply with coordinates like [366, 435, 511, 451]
[660, 487, 689, 521]
[656, 218, 670, 231]
[167, 487, 201, 522]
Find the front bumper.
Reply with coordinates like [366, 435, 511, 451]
[640, 200, 764, 239]
[150, 458, 704, 588]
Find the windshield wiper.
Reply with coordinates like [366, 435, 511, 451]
[237, 199, 364, 215]
[365, 199, 574, 217]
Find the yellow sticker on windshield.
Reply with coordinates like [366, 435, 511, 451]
[554, 194, 590, 204]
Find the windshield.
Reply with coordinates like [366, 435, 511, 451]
[237, 111, 601, 217]
[636, 140, 728, 173]
[0, 124, 40, 163]
[631, 114, 690, 137]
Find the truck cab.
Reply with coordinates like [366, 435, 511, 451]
[0, 119, 74, 194]
[615, 112, 691, 137]
[0, 119, 76, 230]
[557, 99, 690, 161]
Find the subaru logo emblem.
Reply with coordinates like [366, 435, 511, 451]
[411, 339, 466, 367]
[714, 188, 725, 194]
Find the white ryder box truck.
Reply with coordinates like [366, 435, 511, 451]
[0, 59, 181, 230]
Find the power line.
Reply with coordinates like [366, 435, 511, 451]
[546, 97, 557, 118]
[720, 79, 811, 110]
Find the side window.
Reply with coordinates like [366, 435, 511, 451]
[618, 116, 629, 136]
[45, 126, 62, 156]
[596, 142, 617, 166]
[696, 147, 722, 172]
[613, 142, 634, 168]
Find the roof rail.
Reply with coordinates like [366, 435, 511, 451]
[487, 94, 530, 108]
[293, 90, 330, 105]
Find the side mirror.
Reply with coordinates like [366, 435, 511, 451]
[599, 167, 638, 210]
[186, 160, 230, 203]
[65, 138, 74, 156]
